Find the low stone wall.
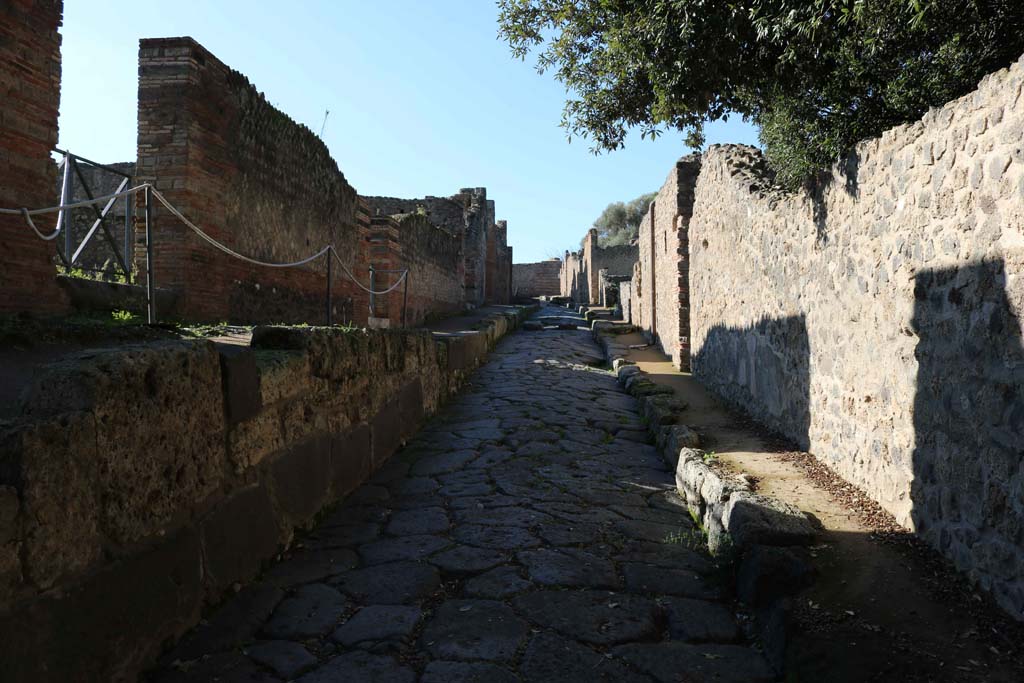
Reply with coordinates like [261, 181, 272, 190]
[0, 306, 532, 682]
[690, 57, 1024, 618]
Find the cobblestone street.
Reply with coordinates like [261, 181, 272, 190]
[146, 306, 773, 682]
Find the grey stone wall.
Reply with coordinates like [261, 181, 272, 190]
[689, 56, 1024, 619]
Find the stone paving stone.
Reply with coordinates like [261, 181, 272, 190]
[261, 548, 359, 588]
[420, 599, 529, 662]
[389, 477, 438, 496]
[334, 561, 441, 604]
[245, 640, 317, 679]
[294, 652, 415, 683]
[430, 544, 507, 576]
[661, 597, 740, 643]
[331, 605, 422, 646]
[358, 534, 452, 565]
[421, 661, 519, 683]
[519, 632, 651, 683]
[410, 450, 479, 476]
[385, 507, 450, 535]
[536, 522, 602, 546]
[172, 585, 285, 659]
[622, 563, 723, 599]
[462, 565, 534, 598]
[452, 523, 541, 550]
[304, 521, 381, 550]
[514, 590, 659, 645]
[146, 306, 770, 683]
[454, 505, 554, 528]
[613, 518, 693, 543]
[262, 583, 348, 640]
[517, 548, 620, 588]
[612, 642, 775, 683]
[150, 652, 281, 682]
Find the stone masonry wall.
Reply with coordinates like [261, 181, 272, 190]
[137, 37, 367, 324]
[0, 0, 67, 315]
[512, 259, 561, 298]
[689, 57, 1024, 618]
[0, 308, 531, 682]
[633, 157, 700, 368]
[560, 249, 586, 302]
[486, 219, 513, 305]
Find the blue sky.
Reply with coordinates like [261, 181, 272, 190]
[59, 1, 759, 263]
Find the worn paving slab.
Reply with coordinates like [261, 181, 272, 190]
[145, 305, 773, 682]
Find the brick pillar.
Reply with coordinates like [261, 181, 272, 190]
[0, 0, 67, 315]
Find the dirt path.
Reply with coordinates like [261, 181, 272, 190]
[615, 330, 1024, 682]
[143, 306, 774, 683]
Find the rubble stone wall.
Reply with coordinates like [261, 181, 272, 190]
[0, 0, 66, 314]
[0, 308, 530, 682]
[689, 57, 1024, 618]
[512, 259, 561, 298]
[486, 219, 513, 305]
[136, 37, 368, 324]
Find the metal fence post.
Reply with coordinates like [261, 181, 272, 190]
[125, 181, 134, 283]
[144, 186, 156, 324]
[62, 154, 73, 266]
[369, 264, 376, 317]
[326, 248, 333, 326]
[402, 271, 409, 327]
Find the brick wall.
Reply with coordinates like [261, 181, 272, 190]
[366, 211, 464, 326]
[635, 157, 700, 368]
[365, 189, 500, 309]
[512, 259, 561, 298]
[136, 37, 367, 325]
[0, 0, 66, 315]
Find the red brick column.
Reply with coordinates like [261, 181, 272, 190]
[0, 0, 67, 315]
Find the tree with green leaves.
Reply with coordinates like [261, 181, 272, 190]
[589, 192, 656, 247]
[498, 1, 1024, 187]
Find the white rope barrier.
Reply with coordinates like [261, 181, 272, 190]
[2, 183, 409, 297]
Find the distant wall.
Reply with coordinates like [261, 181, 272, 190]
[560, 250, 586, 302]
[690, 57, 1024, 618]
[365, 190, 500, 308]
[0, 0, 66, 315]
[512, 259, 561, 298]
[0, 309, 531, 682]
[560, 229, 638, 306]
[137, 37, 368, 324]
